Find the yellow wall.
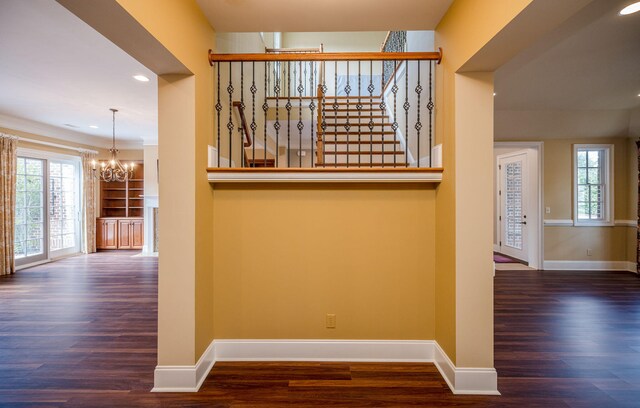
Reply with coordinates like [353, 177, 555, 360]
[434, 0, 533, 366]
[213, 185, 436, 339]
[543, 137, 635, 263]
[115, 0, 216, 364]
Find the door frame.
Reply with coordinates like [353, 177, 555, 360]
[16, 147, 83, 270]
[494, 141, 544, 270]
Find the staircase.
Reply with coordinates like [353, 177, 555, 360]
[316, 96, 406, 167]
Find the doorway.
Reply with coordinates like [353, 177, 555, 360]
[494, 142, 543, 269]
[15, 149, 82, 268]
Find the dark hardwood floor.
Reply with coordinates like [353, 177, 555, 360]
[1, 252, 639, 407]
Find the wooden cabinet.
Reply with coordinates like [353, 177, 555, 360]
[96, 217, 143, 250]
[96, 218, 118, 249]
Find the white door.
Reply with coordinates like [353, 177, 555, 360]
[48, 159, 81, 258]
[498, 152, 528, 262]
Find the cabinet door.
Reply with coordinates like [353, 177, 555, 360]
[101, 219, 118, 249]
[96, 220, 105, 249]
[117, 220, 131, 249]
[130, 219, 144, 249]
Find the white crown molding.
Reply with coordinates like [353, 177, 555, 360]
[152, 339, 499, 395]
[0, 113, 143, 150]
[543, 260, 636, 273]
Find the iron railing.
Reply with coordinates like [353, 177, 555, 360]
[209, 49, 441, 169]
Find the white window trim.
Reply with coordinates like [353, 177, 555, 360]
[573, 144, 614, 227]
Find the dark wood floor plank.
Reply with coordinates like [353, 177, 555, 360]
[1, 254, 639, 406]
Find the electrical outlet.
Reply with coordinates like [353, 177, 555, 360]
[326, 314, 336, 329]
[587, 248, 593, 256]
[545, 207, 551, 214]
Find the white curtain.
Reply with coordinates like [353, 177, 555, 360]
[80, 151, 97, 254]
[0, 133, 18, 275]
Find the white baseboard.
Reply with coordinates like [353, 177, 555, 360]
[543, 260, 636, 273]
[152, 339, 499, 395]
[152, 340, 216, 392]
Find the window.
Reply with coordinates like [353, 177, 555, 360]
[573, 144, 613, 226]
[15, 149, 81, 267]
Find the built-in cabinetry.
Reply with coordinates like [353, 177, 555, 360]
[96, 163, 144, 250]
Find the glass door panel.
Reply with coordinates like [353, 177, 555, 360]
[15, 157, 46, 265]
[49, 160, 80, 257]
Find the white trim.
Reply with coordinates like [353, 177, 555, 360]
[543, 260, 636, 273]
[493, 244, 500, 252]
[573, 144, 614, 227]
[152, 340, 216, 392]
[153, 339, 499, 395]
[615, 219, 637, 227]
[543, 219, 636, 227]
[494, 141, 544, 270]
[544, 219, 574, 226]
[207, 171, 443, 183]
[18, 137, 98, 154]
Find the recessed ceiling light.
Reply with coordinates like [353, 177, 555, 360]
[620, 2, 640, 15]
[493, 92, 497, 96]
[133, 74, 150, 82]
[89, 125, 99, 129]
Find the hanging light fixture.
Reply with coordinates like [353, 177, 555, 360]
[92, 108, 135, 182]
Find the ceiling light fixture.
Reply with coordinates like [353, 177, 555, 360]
[619, 2, 640, 15]
[92, 108, 135, 183]
[133, 74, 150, 82]
[89, 125, 98, 129]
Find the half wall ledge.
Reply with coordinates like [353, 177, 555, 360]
[206, 168, 443, 183]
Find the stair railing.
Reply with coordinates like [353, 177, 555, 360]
[209, 48, 441, 169]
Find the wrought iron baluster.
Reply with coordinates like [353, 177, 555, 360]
[368, 60, 374, 168]
[380, 61, 387, 167]
[391, 59, 398, 167]
[227, 62, 234, 168]
[215, 62, 221, 168]
[357, 61, 362, 167]
[334, 60, 338, 168]
[251, 61, 257, 166]
[274, 62, 281, 167]
[415, 61, 423, 168]
[428, 60, 434, 168]
[404, 59, 410, 167]
[297, 61, 303, 168]
[263, 62, 268, 166]
[309, 61, 316, 168]
[321, 74, 327, 167]
[345, 61, 351, 168]
[286, 61, 292, 167]
[240, 62, 244, 167]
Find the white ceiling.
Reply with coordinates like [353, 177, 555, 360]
[495, 0, 640, 139]
[196, 0, 453, 32]
[0, 0, 158, 148]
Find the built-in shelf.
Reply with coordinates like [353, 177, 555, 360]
[100, 163, 145, 218]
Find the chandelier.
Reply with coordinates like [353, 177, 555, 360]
[92, 108, 135, 182]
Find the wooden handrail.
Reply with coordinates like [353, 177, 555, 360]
[380, 31, 392, 52]
[232, 102, 252, 148]
[209, 50, 443, 65]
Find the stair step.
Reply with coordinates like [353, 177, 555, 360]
[323, 123, 394, 128]
[324, 151, 404, 155]
[322, 115, 388, 120]
[315, 162, 409, 167]
[321, 131, 396, 136]
[323, 140, 400, 144]
[247, 159, 276, 168]
[322, 101, 382, 106]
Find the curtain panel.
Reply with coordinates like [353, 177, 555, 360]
[0, 134, 18, 275]
[81, 151, 97, 254]
[637, 141, 640, 275]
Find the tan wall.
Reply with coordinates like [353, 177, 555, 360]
[115, 0, 216, 364]
[213, 185, 436, 340]
[282, 32, 387, 52]
[435, 0, 533, 367]
[542, 137, 635, 262]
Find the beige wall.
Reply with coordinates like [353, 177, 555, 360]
[282, 32, 386, 52]
[213, 185, 436, 339]
[435, 0, 534, 366]
[115, 0, 216, 365]
[543, 137, 635, 263]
